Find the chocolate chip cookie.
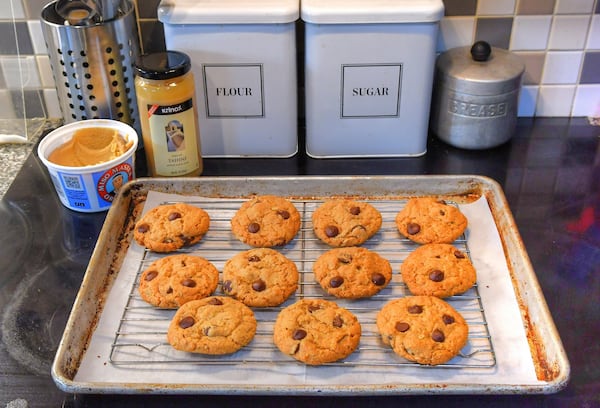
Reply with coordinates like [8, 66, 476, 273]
[312, 199, 382, 247]
[138, 254, 220, 308]
[167, 296, 257, 355]
[222, 248, 299, 307]
[401, 244, 477, 298]
[376, 295, 468, 365]
[134, 203, 210, 252]
[312, 246, 392, 299]
[395, 197, 468, 244]
[230, 195, 301, 247]
[273, 298, 361, 365]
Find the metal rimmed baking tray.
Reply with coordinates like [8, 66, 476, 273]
[51, 175, 570, 395]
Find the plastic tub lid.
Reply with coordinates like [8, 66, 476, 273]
[158, 0, 299, 24]
[301, 0, 444, 24]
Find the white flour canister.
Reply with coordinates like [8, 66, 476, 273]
[158, 0, 299, 157]
[302, 0, 444, 158]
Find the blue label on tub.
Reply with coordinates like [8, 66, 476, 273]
[93, 160, 134, 207]
[58, 172, 91, 210]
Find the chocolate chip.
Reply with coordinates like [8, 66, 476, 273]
[248, 222, 260, 233]
[166, 287, 173, 294]
[330, 276, 344, 288]
[454, 250, 465, 259]
[408, 305, 423, 314]
[349, 206, 361, 215]
[137, 223, 149, 233]
[439, 210, 446, 216]
[395, 322, 410, 332]
[407, 222, 421, 235]
[144, 270, 158, 281]
[338, 255, 352, 264]
[332, 315, 343, 328]
[277, 210, 290, 219]
[181, 278, 196, 288]
[442, 314, 455, 325]
[429, 270, 444, 282]
[325, 225, 339, 237]
[437, 200, 447, 205]
[179, 316, 195, 329]
[168, 212, 182, 221]
[371, 272, 386, 286]
[248, 255, 261, 262]
[222, 280, 233, 293]
[252, 279, 266, 292]
[292, 329, 307, 340]
[432, 329, 445, 342]
[208, 298, 223, 305]
[308, 305, 321, 313]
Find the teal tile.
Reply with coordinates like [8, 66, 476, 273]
[442, 0, 477, 16]
[475, 17, 513, 50]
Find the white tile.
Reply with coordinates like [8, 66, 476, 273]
[548, 15, 591, 50]
[36, 55, 55, 88]
[0, 0, 25, 19]
[0, 56, 41, 90]
[572, 85, 600, 117]
[511, 16, 552, 51]
[536, 85, 576, 116]
[587, 15, 600, 49]
[542, 51, 583, 84]
[437, 17, 475, 52]
[555, 0, 595, 14]
[518, 85, 538, 117]
[476, 0, 516, 15]
[43, 88, 62, 119]
[27, 21, 47, 56]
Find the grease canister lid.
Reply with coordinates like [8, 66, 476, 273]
[435, 41, 525, 95]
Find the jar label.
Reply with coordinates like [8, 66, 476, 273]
[340, 64, 402, 118]
[147, 99, 200, 176]
[202, 64, 265, 117]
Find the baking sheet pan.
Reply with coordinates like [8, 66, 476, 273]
[51, 175, 570, 394]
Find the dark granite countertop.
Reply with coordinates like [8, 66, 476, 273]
[1, 117, 599, 407]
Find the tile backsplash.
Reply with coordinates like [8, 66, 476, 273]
[1, 0, 599, 121]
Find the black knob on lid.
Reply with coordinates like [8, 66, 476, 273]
[470, 41, 492, 62]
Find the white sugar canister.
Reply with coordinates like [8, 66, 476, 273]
[302, 0, 444, 158]
[158, 0, 299, 157]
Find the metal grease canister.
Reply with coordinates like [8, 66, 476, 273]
[430, 41, 525, 150]
[134, 51, 203, 176]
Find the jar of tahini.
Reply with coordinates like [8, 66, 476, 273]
[134, 51, 203, 176]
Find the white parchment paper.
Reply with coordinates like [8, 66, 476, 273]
[74, 192, 543, 388]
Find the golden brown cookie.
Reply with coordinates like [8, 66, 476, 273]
[395, 198, 467, 244]
[167, 296, 257, 355]
[401, 244, 476, 298]
[376, 296, 468, 365]
[312, 199, 382, 247]
[222, 248, 299, 307]
[312, 247, 392, 299]
[273, 298, 361, 365]
[230, 195, 301, 248]
[138, 254, 219, 308]
[134, 203, 210, 252]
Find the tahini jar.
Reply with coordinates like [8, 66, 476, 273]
[134, 51, 203, 176]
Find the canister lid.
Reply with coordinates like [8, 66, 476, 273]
[158, 0, 299, 24]
[301, 0, 444, 24]
[435, 41, 525, 95]
[134, 51, 191, 80]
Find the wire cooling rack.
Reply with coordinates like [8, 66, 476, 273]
[109, 198, 496, 369]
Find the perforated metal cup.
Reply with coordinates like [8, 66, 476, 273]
[41, 0, 141, 135]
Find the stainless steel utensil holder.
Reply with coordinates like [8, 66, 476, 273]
[41, 0, 141, 135]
